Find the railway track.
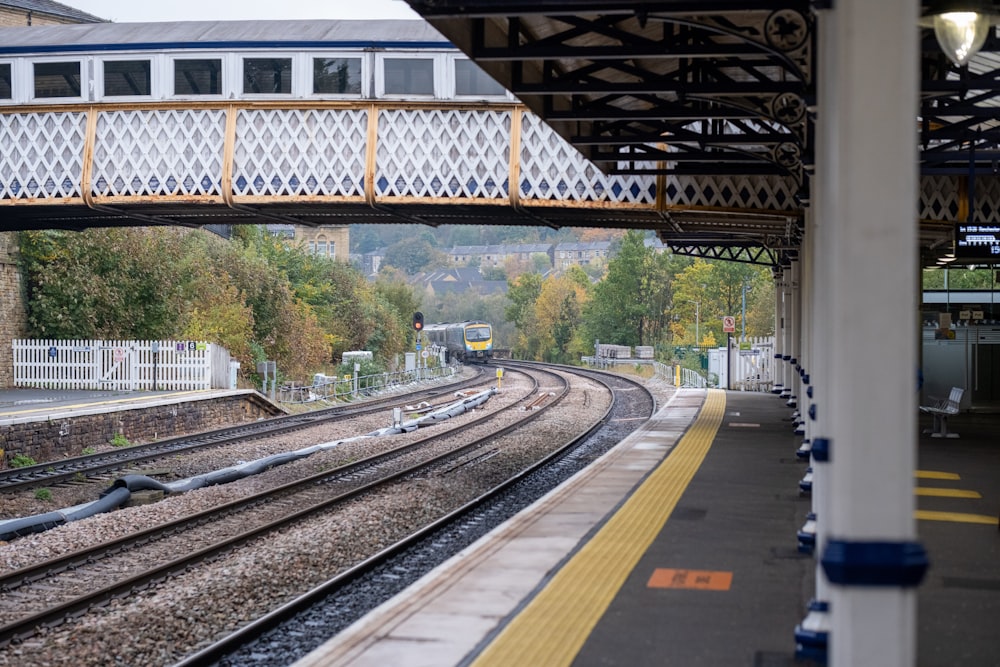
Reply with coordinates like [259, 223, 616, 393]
[179, 363, 656, 667]
[0, 366, 568, 648]
[0, 367, 487, 493]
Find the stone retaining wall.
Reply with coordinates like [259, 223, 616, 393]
[1, 394, 282, 466]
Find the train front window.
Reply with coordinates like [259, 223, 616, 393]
[466, 327, 490, 342]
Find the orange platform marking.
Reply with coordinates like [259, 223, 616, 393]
[648, 568, 733, 591]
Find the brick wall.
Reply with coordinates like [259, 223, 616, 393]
[0, 7, 82, 27]
[0, 234, 27, 389]
[0, 394, 282, 466]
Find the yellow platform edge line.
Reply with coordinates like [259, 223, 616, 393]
[916, 510, 999, 525]
[915, 470, 961, 480]
[470, 389, 727, 667]
[914, 487, 982, 499]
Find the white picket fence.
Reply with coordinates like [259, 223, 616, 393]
[730, 336, 775, 392]
[12, 339, 230, 391]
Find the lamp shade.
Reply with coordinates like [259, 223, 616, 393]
[933, 11, 991, 65]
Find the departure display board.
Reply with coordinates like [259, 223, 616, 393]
[955, 223, 1000, 258]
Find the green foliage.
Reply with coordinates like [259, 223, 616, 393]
[670, 259, 773, 345]
[18, 225, 422, 385]
[9, 453, 37, 468]
[583, 230, 677, 348]
[922, 266, 997, 290]
[110, 433, 130, 448]
[81, 447, 95, 455]
[383, 236, 447, 274]
[34, 488, 53, 501]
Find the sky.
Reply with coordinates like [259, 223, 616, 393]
[65, 0, 421, 23]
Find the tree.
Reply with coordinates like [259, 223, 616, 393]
[533, 272, 589, 362]
[505, 272, 543, 358]
[671, 258, 773, 345]
[383, 237, 448, 274]
[582, 230, 676, 348]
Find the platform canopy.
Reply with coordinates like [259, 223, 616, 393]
[405, 0, 1000, 267]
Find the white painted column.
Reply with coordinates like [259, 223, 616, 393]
[773, 267, 786, 395]
[820, 2, 925, 666]
[788, 258, 802, 409]
[781, 266, 794, 398]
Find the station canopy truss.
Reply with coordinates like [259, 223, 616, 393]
[405, 0, 1000, 268]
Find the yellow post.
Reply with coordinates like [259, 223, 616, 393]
[496, 367, 504, 390]
[675, 364, 681, 386]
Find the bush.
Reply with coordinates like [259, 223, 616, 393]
[110, 433, 130, 448]
[34, 489, 53, 501]
[10, 453, 37, 468]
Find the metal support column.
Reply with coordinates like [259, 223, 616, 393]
[819, 2, 927, 666]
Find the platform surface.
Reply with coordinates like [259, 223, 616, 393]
[293, 387, 999, 667]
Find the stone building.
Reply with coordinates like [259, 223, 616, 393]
[267, 224, 351, 262]
[0, 0, 104, 27]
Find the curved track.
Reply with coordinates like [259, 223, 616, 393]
[177, 362, 656, 667]
[0, 366, 569, 647]
[0, 368, 487, 493]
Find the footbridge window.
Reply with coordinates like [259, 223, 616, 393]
[0, 63, 10, 99]
[312, 56, 363, 96]
[174, 58, 222, 96]
[103, 60, 151, 97]
[454, 59, 505, 97]
[379, 55, 435, 96]
[243, 57, 292, 95]
[33, 61, 81, 99]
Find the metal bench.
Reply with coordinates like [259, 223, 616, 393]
[920, 386, 964, 439]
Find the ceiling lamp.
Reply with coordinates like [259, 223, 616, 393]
[923, 2, 998, 66]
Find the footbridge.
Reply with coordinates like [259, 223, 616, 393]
[0, 18, 808, 266]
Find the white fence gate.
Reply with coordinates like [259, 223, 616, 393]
[730, 336, 775, 392]
[12, 339, 229, 391]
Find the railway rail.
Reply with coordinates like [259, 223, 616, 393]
[0, 366, 567, 647]
[0, 366, 487, 493]
[180, 363, 656, 667]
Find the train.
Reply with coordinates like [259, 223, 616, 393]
[423, 321, 493, 363]
[0, 20, 515, 106]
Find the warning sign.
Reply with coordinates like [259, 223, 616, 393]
[722, 316, 736, 333]
[647, 568, 733, 591]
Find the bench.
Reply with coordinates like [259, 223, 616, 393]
[920, 386, 964, 438]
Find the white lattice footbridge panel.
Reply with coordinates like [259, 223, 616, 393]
[375, 108, 510, 201]
[0, 112, 85, 200]
[234, 108, 368, 199]
[93, 109, 226, 198]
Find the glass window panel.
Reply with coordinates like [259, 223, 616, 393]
[174, 59, 222, 95]
[244, 58, 292, 94]
[316, 241, 327, 256]
[455, 60, 505, 96]
[0, 63, 11, 99]
[104, 60, 151, 97]
[313, 57, 362, 94]
[34, 61, 81, 98]
[328, 241, 335, 257]
[383, 58, 433, 95]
